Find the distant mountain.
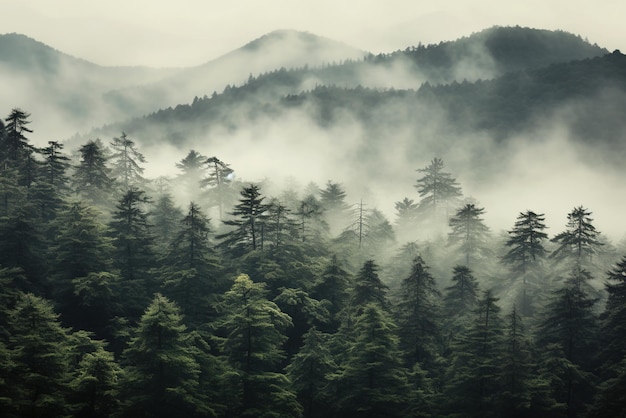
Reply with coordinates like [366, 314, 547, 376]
[102, 30, 369, 117]
[0, 33, 178, 140]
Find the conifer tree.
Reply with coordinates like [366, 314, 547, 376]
[121, 294, 210, 417]
[150, 192, 184, 253]
[319, 181, 351, 236]
[448, 203, 490, 268]
[396, 256, 443, 371]
[334, 303, 410, 417]
[444, 290, 504, 417]
[6, 293, 73, 418]
[415, 157, 462, 219]
[109, 132, 146, 190]
[73, 140, 114, 208]
[161, 202, 221, 324]
[219, 274, 301, 417]
[351, 259, 389, 313]
[109, 187, 157, 318]
[311, 254, 352, 331]
[69, 346, 123, 418]
[502, 210, 549, 317]
[218, 184, 269, 257]
[551, 206, 602, 268]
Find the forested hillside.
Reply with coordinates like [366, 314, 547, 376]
[1, 108, 626, 417]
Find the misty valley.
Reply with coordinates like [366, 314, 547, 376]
[2, 25, 626, 417]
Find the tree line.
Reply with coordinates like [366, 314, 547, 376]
[1, 108, 625, 417]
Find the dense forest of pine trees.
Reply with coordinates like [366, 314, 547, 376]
[1, 107, 626, 417]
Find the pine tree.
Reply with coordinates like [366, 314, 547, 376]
[161, 202, 221, 324]
[415, 157, 462, 219]
[109, 132, 146, 190]
[175, 149, 206, 199]
[218, 184, 269, 257]
[535, 268, 599, 416]
[219, 274, 301, 417]
[351, 259, 389, 313]
[40, 140, 70, 193]
[68, 346, 123, 418]
[448, 203, 491, 268]
[551, 206, 602, 268]
[502, 210, 549, 317]
[319, 181, 351, 236]
[109, 187, 157, 318]
[311, 255, 352, 331]
[121, 294, 210, 417]
[201, 156, 234, 220]
[286, 328, 338, 418]
[6, 293, 73, 418]
[334, 303, 410, 417]
[444, 290, 504, 417]
[396, 256, 443, 372]
[150, 192, 184, 253]
[73, 140, 114, 208]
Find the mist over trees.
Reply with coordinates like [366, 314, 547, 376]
[1, 105, 625, 417]
[1, 23, 626, 418]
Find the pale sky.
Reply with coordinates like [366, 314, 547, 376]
[2, 0, 624, 67]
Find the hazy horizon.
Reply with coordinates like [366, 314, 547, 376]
[2, 0, 625, 67]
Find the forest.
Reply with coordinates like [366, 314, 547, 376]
[1, 106, 626, 418]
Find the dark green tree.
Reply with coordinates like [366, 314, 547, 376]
[502, 210, 549, 317]
[351, 259, 389, 313]
[551, 206, 602, 268]
[150, 192, 184, 253]
[448, 203, 491, 268]
[161, 202, 221, 324]
[109, 187, 157, 318]
[68, 346, 123, 418]
[40, 140, 70, 192]
[535, 268, 599, 416]
[444, 290, 504, 417]
[110, 132, 146, 190]
[121, 294, 211, 417]
[415, 157, 462, 219]
[201, 156, 234, 220]
[286, 327, 338, 418]
[333, 303, 411, 417]
[396, 256, 443, 372]
[175, 149, 206, 199]
[311, 254, 352, 331]
[49, 202, 119, 337]
[218, 184, 269, 257]
[5, 293, 72, 418]
[219, 274, 301, 417]
[72, 140, 114, 208]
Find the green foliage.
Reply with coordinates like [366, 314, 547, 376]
[121, 293, 211, 417]
[448, 203, 491, 268]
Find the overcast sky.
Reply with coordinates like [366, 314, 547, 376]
[2, 0, 624, 67]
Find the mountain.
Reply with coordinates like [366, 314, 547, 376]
[0, 33, 178, 140]
[102, 30, 369, 118]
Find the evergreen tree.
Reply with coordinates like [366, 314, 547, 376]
[110, 132, 146, 190]
[444, 290, 504, 417]
[551, 206, 603, 268]
[5, 293, 72, 418]
[40, 140, 70, 193]
[448, 203, 491, 268]
[50, 202, 119, 337]
[351, 259, 389, 313]
[319, 181, 351, 236]
[415, 157, 462, 219]
[219, 274, 301, 417]
[150, 192, 184, 253]
[396, 256, 442, 372]
[161, 202, 221, 324]
[496, 306, 535, 417]
[72, 140, 114, 208]
[201, 156, 234, 220]
[175, 149, 206, 199]
[218, 184, 269, 257]
[597, 255, 626, 376]
[121, 294, 211, 417]
[393, 197, 420, 242]
[109, 187, 157, 318]
[68, 346, 123, 418]
[286, 328, 338, 418]
[311, 254, 352, 331]
[502, 210, 549, 317]
[535, 268, 599, 416]
[334, 303, 410, 417]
